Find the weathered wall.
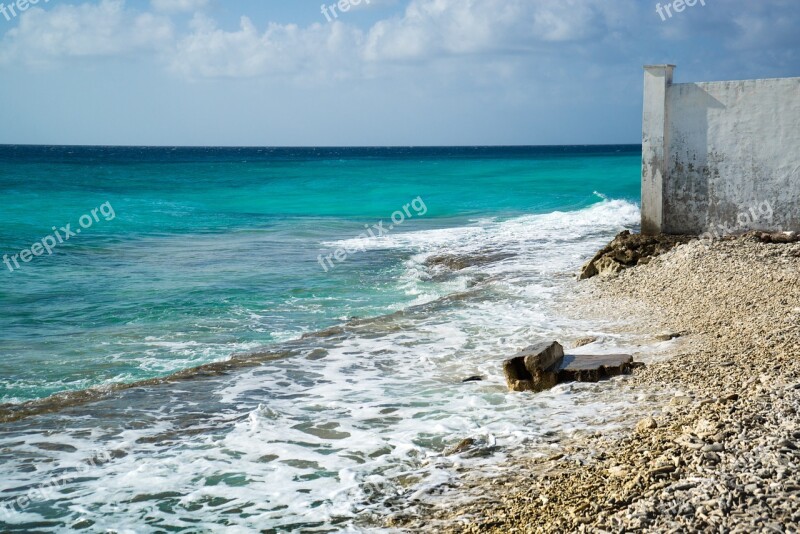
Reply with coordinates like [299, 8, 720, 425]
[642, 66, 800, 235]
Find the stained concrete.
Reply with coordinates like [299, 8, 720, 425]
[642, 66, 800, 235]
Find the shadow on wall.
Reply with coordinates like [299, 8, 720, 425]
[665, 83, 725, 234]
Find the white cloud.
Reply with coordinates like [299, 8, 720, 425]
[0, 0, 638, 75]
[1, 0, 796, 83]
[0, 0, 172, 65]
[362, 0, 627, 62]
[167, 0, 636, 78]
[170, 15, 365, 80]
[151, 0, 209, 13]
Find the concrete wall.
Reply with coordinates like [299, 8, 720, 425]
[641, 66, 800, 235]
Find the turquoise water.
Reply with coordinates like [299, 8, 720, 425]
[0, 146, 640, 403]
[0, 145, 643, 532]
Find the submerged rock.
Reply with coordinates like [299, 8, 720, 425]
[445, 438, 476, 456]
[424, 251, 514, 271]
[461, 376, 484, 383]
[579, 230, 695, 280]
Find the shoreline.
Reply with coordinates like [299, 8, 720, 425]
[0, 288, 482, 424]
[397, 236, 800, 532]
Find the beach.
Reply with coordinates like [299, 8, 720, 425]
[399, 236, 800, 532]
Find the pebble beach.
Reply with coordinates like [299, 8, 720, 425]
[398, 236, 800, 532]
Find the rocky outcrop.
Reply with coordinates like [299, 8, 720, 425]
[579, 230, 695, 280]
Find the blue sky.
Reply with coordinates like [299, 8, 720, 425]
[0, 0, 798, 146]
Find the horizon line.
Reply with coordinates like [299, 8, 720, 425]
[0, 143, 644, 149]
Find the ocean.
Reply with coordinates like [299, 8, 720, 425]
[0, 145, 642, 531]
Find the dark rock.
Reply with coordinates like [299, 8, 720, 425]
[557, 354, 634, 383]
[461, 376, 484, 383]
[579, 231, 695, 280]
[503, 342, 565, 392]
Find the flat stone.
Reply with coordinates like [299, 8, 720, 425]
[557, 354, 634, 383]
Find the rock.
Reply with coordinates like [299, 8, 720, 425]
[579, 259, 599, 280]
[608, 465, 629, 478]
[558, 354, 635, 383]
[504, 343, 638, 392]
[593, 256, 625, 278]
[461, 376, 484, 383]
[445, 438, 476, 456]
[424, 252, 515, 271]
[573, 337, 599, 348]
[656, 332, 682, 341]
[636, 417, 658, 433]
[579, 231, 695, 280]
[503, 342, 564, 392]
[694, 419, 718, 438]
[747, 231, 800, 244]
[648, 465, 676, 477]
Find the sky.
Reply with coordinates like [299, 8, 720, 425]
[0, 0, 798, 146]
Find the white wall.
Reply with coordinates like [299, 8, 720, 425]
[642, 68, 800, 234]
